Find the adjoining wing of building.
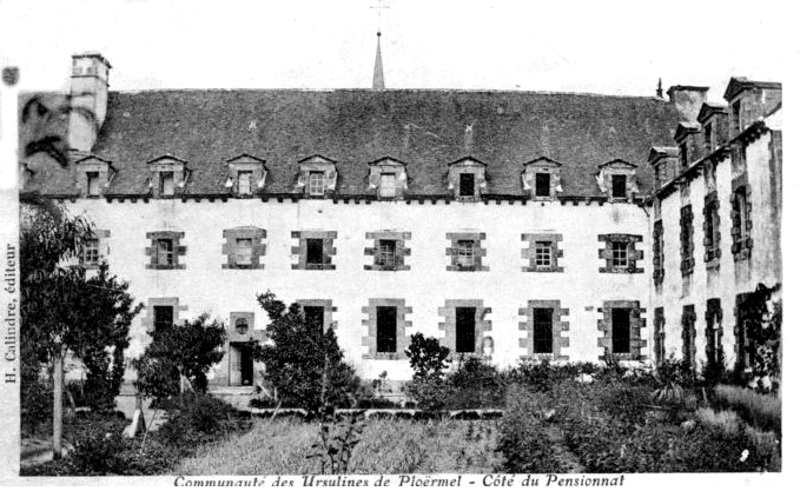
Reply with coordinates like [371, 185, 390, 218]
[19, 52, 781, 393]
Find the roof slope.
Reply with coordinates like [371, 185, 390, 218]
[23, 89, 681, 198]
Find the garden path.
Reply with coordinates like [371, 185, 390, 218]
[542, 423, 584, 473]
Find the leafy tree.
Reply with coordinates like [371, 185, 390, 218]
[405, 332, 450, 381]
[253, 291, 357, 417]
[20, 199, 142, 457]
[133, 314, 226, 402]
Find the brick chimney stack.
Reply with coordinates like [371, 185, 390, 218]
[667, 85, 708, 122]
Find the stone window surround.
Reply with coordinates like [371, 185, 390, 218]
[79, 229, 110, 269]
[76, 156, 114, 198]
[518, 300, 570, 361]
[438, 299, 492, 357]
[295, 155, 338, 198]
[148, 156, 187, 199]
[291, 230, 337, 270]
[597, 300, 646, 361]
[362, 298, 412, 360]
[705, 299, 723, 366]
[597, 160, 638, 202]
[521, 232, 564, 273]
[446, 232, 488, 272]
[652, 220, 665, 286]
[680, 204, 696, 277]
[703, 192, 722, 268]
[598, 234, 644, 274]
[653, 307, 666, 366]
[145, 231, 187, 270]
[364, 231, 411, 271]
[296, 299, 338, 332]
[681, 304, 697, 369]
[521, 158, 563, 200]
[730, 173, 753, 262]
[222, 226, 267, 269]
[368, 157, 408, 199]
[226, 154, 267, 196]
[447, 158, 487, 200]
[142, 297, 187, 333]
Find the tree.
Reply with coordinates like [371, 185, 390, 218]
[133, 314, 226, 402]
[253, 291, 357, 417]
[20, 199, 142, 458]
[403, 333, 451, 411]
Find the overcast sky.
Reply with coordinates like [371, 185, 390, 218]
[0, 0, 794, 100]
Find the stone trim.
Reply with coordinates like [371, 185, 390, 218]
[222, 226, 267, 269]
[703, 192, 722, 268]
[679, 204, 695, 276]
[448, 159, 487, 200]
[368, 158, 408, 200]
[76, 157, 113, 198]
[142, 297, 187, 333]
[521, 158, 563, 200]
[518, 300, 570, 361]
[79, 229, 111, 269]
[296, 156, 337, 198]
[148, 156, 186, 198]
[296, 299, 338, 331]
[730, 173, 753, 262]
[446, 232, 488, 272]
[437, 299, 492, 356]
[361, 298, 412, 360]
[364, 231, 412, 271]
[652, 221, 665, 285]
[291, 230, 337, 270]
[228, 311, 260, 342]
[705, 298, 723, 367]
[145, 231, 187, 270]
[681, 304, 697, 370]
[598, 234, 644, 274]
[521, 233, 564, 273]
[596, 300, 646, 361]
[597, 160, 638, 203]
[653, 307, 665, 366]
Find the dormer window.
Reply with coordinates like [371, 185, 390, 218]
[148, 155, 188, 198]
[535, 173, 550, 198]
[297, 154, 337, 198]
[368, 157, 408, 199]
[226, 154, 267, 196]
[238, 171, 252, 195]
[308, 172, 325, 196]
[459, 173, 475, 197]
[611, 175, 627, 198]
[379, 173, 397, 198]
[86, 172, 100, 197]
[522, 157, 562, 200]
[159, 172, 175, 196]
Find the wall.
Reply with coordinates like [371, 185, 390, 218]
[61, 196, 651, 383]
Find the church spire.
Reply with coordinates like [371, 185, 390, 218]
[372, 31, 385, 90]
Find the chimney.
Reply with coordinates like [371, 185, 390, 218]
[666, 85, 708, 122]
[68, 52, 111, 152]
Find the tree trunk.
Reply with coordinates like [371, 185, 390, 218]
[52, 352, 64, 461]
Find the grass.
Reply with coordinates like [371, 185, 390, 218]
[713, 385, 781, 434]
[176, 417, 502, 475]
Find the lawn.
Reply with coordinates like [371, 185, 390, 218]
[177, 417, 503, 475]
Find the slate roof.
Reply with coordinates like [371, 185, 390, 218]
[21, 88, 681, 199]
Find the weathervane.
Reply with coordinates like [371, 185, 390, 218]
[371, 0, 390, 35]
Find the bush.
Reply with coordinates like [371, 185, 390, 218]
[406, 333, 450, 381]
[498, 384, 566, 473]
[444, 356, 506, 409]
[158, 393, 251, 449]
[510, 359, 597, 393]
[713, 384, 781, 435]
[21, 375, 53, 436]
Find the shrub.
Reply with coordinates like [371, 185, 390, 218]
[713, 384, 781, 435]
[498, 384, 565, 473]
[158, 393, 251, 449]
[510, 359, 596, 392]
[406, 333, 450, 381]
[444, 356, 506, 409]
[21, 375, 53, 436]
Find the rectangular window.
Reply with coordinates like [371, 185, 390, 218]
[82, 238, 100, 265]
[732, 101, 742, 133]
[379, 173, 397, 198]
[611, 241, 628, 268]
[86, 171, 100, 196]
[156, 239, 174, 266]
[459, 173, 475, 197]
[238, 171, 252, 195]
[455, 240, 475, 269]
[455, 307, 476, 353]
[611, 175, 627, 198]
[680, 142, 689, 169]
[532, 308, 554, 354]
[534, 173, 550, 197]
[153, 305, 174, 331]
[235, 238, 253, 266]
[308, 171, 325, 196]
[534, 241, 552, 267]
[377, 240, 397, 267]
[376, 306, 397, 353]
[732, 188, 749, 245]
[654, 307, 666, 366]
[160, 171, 175, 196]
[704, 123, 713, 150]
[304, 306, 325, 333]
[306, 238, 324, 265]
[611, 308, 631, 354]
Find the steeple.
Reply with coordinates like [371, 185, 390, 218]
[372, 32, 385, 90]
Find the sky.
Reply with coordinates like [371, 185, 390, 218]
[0, 0, 794, 101]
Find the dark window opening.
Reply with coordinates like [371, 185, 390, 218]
[611, 174, 627, 198]
[377, 240, 397, 267]
[459, 173, 475, 197]
[534, 241, 552, 267]
[611, 308, 631, 354]
[82, 238, 100, 265]
[306, 238, 324, 265]
[154, 305, 174, 331]
[455, 307, 476, 353]
[532, 308, 554, 354]
[732, 101, 742, 133]
[156, 239, 174, 266]
[229, 342, 253, 386]
[304, 306, 325, 332]
[680, 142, 689, 169]
[704, 123, 713, 150]
[706, 299, 722, 366]
[535, 173, 551, 197]
[376, 306, 397, 353]
[87, 172, 100, 196]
